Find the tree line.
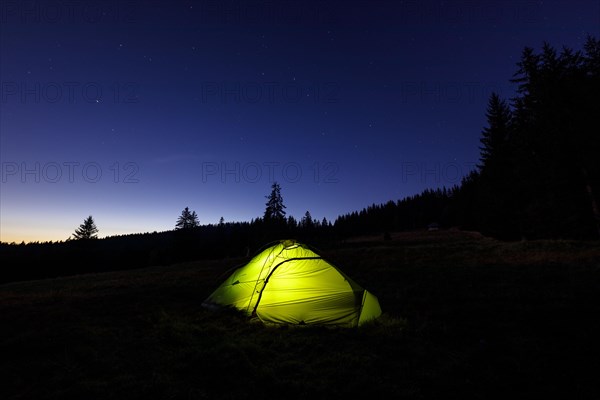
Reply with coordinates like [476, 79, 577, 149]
[1, 37, 599, 284]
[457, 35, 600, 240]
[337, 36, 600, 241]
[0, 182, 338, 284]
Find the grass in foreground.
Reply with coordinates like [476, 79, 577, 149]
[1, 230, 599, 399]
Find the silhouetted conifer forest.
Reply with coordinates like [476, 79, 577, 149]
[2, 37, 599, 284]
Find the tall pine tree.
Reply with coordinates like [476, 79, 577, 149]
[175, 207, 199, 229]
[264, 182, 286, 223]
[300, 210, 314, 229]
[73, 215, 99, 240]
[474, 92, 519, 239]
[478, 92, 512, 174]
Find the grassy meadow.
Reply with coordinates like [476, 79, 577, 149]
[1, 230, 599, 399]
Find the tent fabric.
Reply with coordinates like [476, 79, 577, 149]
[202, 240, 382, 327]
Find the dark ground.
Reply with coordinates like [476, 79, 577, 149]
[1, 230, 599, 399]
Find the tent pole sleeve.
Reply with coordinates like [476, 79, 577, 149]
[250, 257, 322, 317]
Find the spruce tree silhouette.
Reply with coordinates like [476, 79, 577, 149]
[478, 92, 512, 173]
[474, 92, 518, 239]
[73, 216, 99, 240]
[175, 207, 199, 229]
[263, 182, 286, 223]
[301, 210, 314, 229]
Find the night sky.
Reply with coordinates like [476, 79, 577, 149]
[1, 0, 598, 242]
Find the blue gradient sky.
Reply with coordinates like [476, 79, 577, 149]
[1, 0, 599, 242]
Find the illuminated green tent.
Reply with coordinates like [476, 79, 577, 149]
[202, 240, 382, 327]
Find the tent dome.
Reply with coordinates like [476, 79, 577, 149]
[203, 240, 382, 327]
